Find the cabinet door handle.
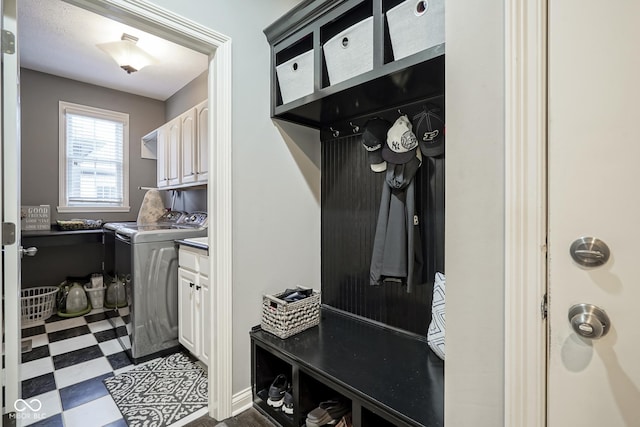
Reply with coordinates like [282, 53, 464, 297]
[196, 285, 201, 290]
[189, 282, 195, 288]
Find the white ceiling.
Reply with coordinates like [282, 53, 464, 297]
[17, 0, 209, 101]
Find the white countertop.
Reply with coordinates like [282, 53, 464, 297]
[176, 236, 208, 250]
[182, 237, 208, 245]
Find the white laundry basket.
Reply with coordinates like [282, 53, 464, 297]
[323, 16, 374, 85]
[387, 0, 445, 61]
[276, 50, 314, 104]
[21, 286, 58, 325]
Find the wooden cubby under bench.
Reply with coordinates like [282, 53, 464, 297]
[251, 308, 444, 427]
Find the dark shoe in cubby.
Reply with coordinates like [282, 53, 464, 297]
[266, 373, 289, 408]
[282, 387, 294, 415]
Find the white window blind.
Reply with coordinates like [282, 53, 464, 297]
[59, 102, 130, 212]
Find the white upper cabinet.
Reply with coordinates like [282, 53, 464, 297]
[196, 100, 209, 183]
[153, 100, 208, 189]
[156, 126, 168, 188]
[166, 116, 182, 187]
[180, 107, 197, 184]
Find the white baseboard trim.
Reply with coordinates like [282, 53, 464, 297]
[231, 387, 254, 416]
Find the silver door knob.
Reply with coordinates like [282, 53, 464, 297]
[19, 246, 38, 257]
[568, 303, 610, 339]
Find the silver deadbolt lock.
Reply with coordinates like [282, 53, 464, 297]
[569, 237, 610, 267]
[568, 303, 610, 339]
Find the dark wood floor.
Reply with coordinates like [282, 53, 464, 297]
[185, 408, 276, 427]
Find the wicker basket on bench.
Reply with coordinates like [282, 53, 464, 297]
[261, 287, 320, 339]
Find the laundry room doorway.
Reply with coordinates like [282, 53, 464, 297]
[2, 0, 234, 421]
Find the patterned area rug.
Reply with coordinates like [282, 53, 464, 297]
[104, 352, 208, 427]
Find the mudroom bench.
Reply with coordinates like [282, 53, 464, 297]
[250, 307, 444, 427]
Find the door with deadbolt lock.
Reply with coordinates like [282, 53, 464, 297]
[547, 0, 640, 424]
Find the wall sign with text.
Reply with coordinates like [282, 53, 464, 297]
[21, 205, 51, 231]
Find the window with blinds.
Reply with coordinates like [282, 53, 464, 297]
[58, 102, 130, 212]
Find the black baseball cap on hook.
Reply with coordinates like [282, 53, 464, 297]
[413, 104, 445, 157]
[362, 117, 391, 172]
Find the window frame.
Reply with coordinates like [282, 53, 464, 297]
[58, 101, 131, 213]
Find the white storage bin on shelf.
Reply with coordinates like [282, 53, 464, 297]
[323, 16, 374, 85]
[387, 0, 445, 61]
[276, 50, 314, 104]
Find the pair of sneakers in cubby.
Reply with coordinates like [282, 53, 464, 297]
[305, 399, 351, 427]
[266, 373, 294, 415]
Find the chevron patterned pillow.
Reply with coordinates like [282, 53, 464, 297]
[427, 272, 446, 360]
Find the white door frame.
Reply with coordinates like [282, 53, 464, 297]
[2, 0, 21, 418]
[62, 0, 234, 420]
[504, 0, 547, 425]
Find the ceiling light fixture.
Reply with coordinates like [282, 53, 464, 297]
[97, 33, 156, 74]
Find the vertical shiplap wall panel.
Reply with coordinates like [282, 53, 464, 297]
[321, 132, 444, 335]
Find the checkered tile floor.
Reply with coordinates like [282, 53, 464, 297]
[19, 308, 135, 427]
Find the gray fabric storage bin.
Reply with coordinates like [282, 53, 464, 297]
[387, 0, 445, 61]
[276, 50, 314, 104]
[323, 16, 374, 85]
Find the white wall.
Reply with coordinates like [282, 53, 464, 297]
[445, 0, 506, 425]
[146, 0, 319, 394]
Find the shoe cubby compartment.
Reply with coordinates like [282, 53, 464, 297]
[264, 0, 445, 128]
[362, 407, 399, 427]
[253, 344, 295, 427]
[298, 370, 352, 422]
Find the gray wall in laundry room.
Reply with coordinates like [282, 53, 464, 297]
[20, 68, 165, 223]
[166, 70, 208, 121]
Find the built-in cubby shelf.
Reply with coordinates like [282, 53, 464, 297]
[264, 0, 445, 128]
[260, 2, 446, 426]
[251, 308, 444, 427]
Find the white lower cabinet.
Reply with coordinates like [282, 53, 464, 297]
[178, 245, 210, 365]
[199, 274, 210, 365]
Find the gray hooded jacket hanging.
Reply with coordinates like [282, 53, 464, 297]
[370, 152, 423, 292]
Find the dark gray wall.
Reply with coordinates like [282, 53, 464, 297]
[20, 68, 165, 223]
[165, 70, 208, 121]
[164, 188, 207, 213]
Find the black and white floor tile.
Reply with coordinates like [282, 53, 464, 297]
[19, 308, 135, 427]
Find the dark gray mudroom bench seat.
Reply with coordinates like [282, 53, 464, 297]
[251, 307, 444, 427]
